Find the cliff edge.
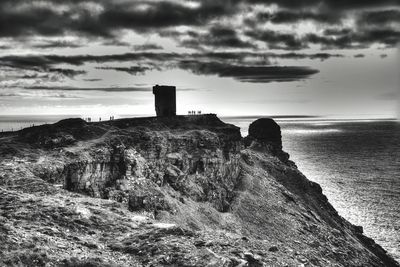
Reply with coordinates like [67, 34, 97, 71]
[0, 115, 398, 266]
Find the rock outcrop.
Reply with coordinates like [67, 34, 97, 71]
[0, 114, 398, 266]
[247, 118, 282, 148]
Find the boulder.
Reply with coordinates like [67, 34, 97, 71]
[248, 118, 282, 148]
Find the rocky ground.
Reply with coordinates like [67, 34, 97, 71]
[0, 114, 398, 267]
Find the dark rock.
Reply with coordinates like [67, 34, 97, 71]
[244, 252, 263, 267]
[269, 246, 279, 252]
[194, 240, 206, 247]
[128, 191, 169, 214]
[354, 225, 364, 234]
[247, 118, 282, 148]
[60, 257, 115, 267]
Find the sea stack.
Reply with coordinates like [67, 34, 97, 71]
[245, 118, 283, 150]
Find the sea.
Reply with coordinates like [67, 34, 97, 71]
[1, 115, 399, 261]
[223, 116, 400, 262]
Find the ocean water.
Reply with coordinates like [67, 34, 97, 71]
[223, 117, 400, 262]
[1, 115, 399, 261]
[0, 115, 79, 132]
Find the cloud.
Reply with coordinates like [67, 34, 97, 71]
[133, 44, 163, 51]
[255, 11, 340, 24]
[323, 28, 352, 36]
[0, 90, 81, 99]
[0, 51, 340, 69]
[24, 86, 152, 92]
[48, 68, 86, 78]
[83, 78, 103, 82]
[0, 51, 345, 83]
[247, 0, 399, 10]
[180, 25, 256, 49]
[21, 85, 199, 92]
[243, 2, 400, 50]
[96, 66, 153, 75]
[245, 30, 307, 50]
[311, 28, 400, 49]
[268, 52, 343, 60]
[0, 0, 398, 53]
[178, 61, 319, 83]
[0, 65, 86, 89]
[31, 40, 84, 49]
[0, 0, 238, 38]
[1, 50, 322, 84]
[358, 10, 400, 26]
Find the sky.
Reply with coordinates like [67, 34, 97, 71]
[0, 0, 399, 119]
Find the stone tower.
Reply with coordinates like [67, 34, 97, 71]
[153, 85, 176, 117]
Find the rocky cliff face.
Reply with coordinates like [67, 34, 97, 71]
[54, 115, 243, 214]
[0, 115, 398, 267]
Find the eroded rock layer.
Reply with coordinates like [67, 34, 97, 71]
[0, 115, 398, 266]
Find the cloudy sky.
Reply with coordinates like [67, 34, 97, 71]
[0, 0, 399, 118]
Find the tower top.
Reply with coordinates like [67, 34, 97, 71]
[153, 85, 176, 95]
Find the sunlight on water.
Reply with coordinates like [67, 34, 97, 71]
[286, 129, 342, 134]
[284, 121, 400, 261]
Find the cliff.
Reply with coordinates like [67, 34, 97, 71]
[0, 115, 398, 267]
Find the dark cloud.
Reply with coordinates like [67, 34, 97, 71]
[98, 1, 235, 33]
[133, 44, 163, 51]
[255, 11, 339, 24]
[0, 54, 86, 80]
[244, 2, 400, 50]
[102, 40, 132, 47]
[180, 25, 255, 49]
[0, 0, 398, 52]
[323, 28, 352, 36]
[247, 0, 399, 10]
[48, 68, 86, 78]
[0, 53, 178, 70]
[31, 40, 83, 49]
[0, 51, 344, 84]
[246, 30, 307, 50]
[0, 51, 341, 70]
[199, 52, 343, 61]
[358, 10, 400, 26]
[309, 28, 400, 49]
[83, 78, 103, 82]
[206, 26, 255, 48]
[306, 33, 359, 49]
[179, 61, 319, 83]
[358, 29, 400, 47]
[265, 52, 343, 61]
[96, 66, 153, 75]
[0, 44, 12, 49]
[0, 0, 238, 38]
